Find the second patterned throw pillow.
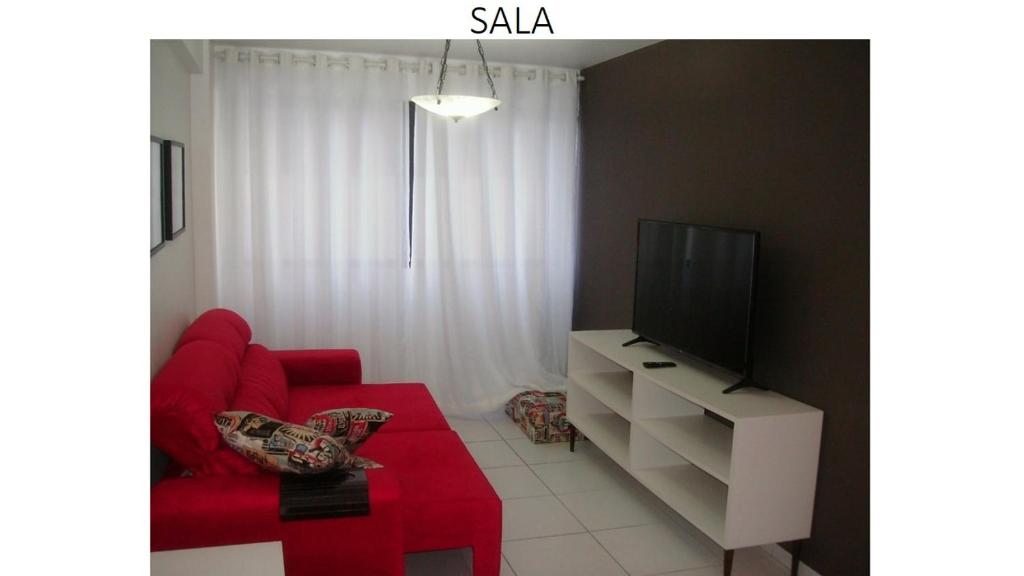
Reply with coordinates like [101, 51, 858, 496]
[304, 408, 393, 451]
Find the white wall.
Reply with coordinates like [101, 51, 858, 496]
[190, 41, 218, 313]
[150, 40, 196, 376]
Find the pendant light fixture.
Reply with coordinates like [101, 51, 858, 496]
[411, 40, 501, 122]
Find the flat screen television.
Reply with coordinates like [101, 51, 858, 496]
[628, 219, 762, 393]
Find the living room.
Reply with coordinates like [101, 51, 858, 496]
[6, 4, 1021, 576]
[147, 36, 867, 576]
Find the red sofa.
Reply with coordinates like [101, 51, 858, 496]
[151, 309, 501, 576]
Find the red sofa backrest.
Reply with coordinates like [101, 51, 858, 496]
[175, 308, 252, 361]
[153, 309, 264, 476]
[232, 344, 290, 419]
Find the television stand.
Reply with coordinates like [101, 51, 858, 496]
[622, 334, 659, 347]
[721, 377, 771, 395]
[567, 329, 822, 576]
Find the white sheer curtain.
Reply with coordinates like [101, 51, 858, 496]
[213, 46, 579, 414]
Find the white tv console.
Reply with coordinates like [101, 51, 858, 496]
[566, 330, 823, 576]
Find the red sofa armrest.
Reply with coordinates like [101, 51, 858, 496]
[152, 474, 283, 551]
[271, 349, 362, 386]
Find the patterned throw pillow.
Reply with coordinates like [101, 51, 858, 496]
[215, 412, 381, 474]
[304, 408, 393, 451]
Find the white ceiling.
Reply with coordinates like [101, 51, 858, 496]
[213, 39, 660, 70]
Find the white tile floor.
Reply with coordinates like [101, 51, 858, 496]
[404, 414, 791, 576]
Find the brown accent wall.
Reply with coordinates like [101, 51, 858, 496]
[575, 41, 868, 575]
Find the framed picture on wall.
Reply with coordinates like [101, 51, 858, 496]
[164, 140, 186, 239]
[150, 136, 166, 255]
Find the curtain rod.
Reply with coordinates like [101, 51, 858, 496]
[213, 47, 582, 83]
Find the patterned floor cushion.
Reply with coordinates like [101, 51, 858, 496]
[504, 391, 581, 444]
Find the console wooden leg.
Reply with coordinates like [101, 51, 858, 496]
[569, 423, 577, 452]
[790, 540, 803, 576]
[723, 549, 734, 576]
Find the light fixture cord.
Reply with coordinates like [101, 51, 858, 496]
[434, 40, 499, 107]
[435, 39, 451, 104]
[476, 40, 498, 100]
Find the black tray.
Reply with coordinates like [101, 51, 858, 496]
[279, 469, 370, 521]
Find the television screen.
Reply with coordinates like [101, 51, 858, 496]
[632, 220, 759, 375]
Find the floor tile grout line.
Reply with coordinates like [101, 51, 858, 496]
[454, 417, 786, 576]
[499, 492, 586, 541]
[534, 464, 634, 576]
[646, 559, 723, 576]
[499, 434, 554, 499]
[502, 526, 590, 544]
[461, 423, 527, 576]
[504, 443, 586, 466]
[655, 510, 728, 560]
[520, 446, 632, 497]
[497, 430, 609, 560]
[516, 434, 725, 575]
[531, 432, 727, 563]
[586, 525, 633, 576]
[523, 457, 563, 496]
[494, 430, 591, 544]
[500, 552, 518, 576]
[490, 489, 553, 501]
[498, 530, 590, 546]
[524, 459, 637, 498]
[453, 419, 577, 574]
[483, 464, 553, 500]
[501, 532, 624, 576]
[477, 420, 664, 575]
[523, 473, 635, 497]
[588, 522, 726, 574]
[478, 463, 527, 470]
[466, 440, 525, 469]
[550, 487, 672, 532]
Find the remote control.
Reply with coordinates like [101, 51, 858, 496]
[642, 361, 676, 369]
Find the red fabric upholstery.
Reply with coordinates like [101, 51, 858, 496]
[286, 383, 451, 433]
[207, 308, 254, 342]
[151, 473, 282, 550]
[281, 470, 404, 576]
[176, 308, 252, 362]
[152, 309, 500, 576]
[151, 341, 257, 475]
[360, 431, 502, 576]
[231, 344, 289, 419]
[272, 349, 362, 386]
[152, 470, 405, 576]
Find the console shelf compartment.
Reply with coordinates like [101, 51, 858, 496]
[569, 370, 633, 419]
[633, 464, 727, 544]
[566, 376, 631, 468]
[569, 410, 630, 468]
[636, 415, 733, 484]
